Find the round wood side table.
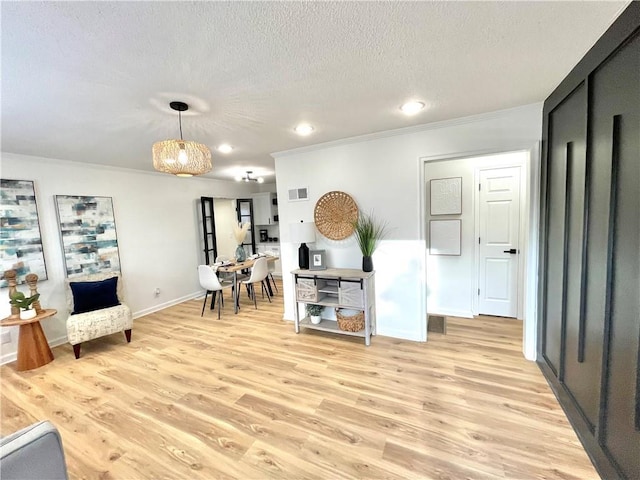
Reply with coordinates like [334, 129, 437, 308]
[0, 309, 57, 371]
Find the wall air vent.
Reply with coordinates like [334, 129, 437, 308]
[288, 187, 309, 202]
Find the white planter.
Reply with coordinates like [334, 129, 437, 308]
[310, 315, 322, 325]
[20, 309, 36, 320]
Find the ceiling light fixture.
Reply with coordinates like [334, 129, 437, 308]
[294, 123, 314, 136]
[152, 101, 212, 178]
[400, 101, 425, 116]
[217, 144, 233, 154]
[236, 171, 264, 183]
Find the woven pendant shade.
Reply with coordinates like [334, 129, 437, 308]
[152, 139, 212, 177]
[153, 101, 212, 178]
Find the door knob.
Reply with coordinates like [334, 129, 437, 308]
[503, 248, 518, 254]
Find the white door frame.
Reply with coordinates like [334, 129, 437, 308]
[418, 143, 541, 360]
[473, 162, 527, 320]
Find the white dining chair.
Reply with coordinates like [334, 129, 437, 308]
[218, 255, 249, 281]
[239, 257, 272, 309]
[198, 265, 234, 319]
[266, 261, 278, 294]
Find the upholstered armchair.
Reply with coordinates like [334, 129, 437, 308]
[65, 272, 132, 359]
[0, 420, 68, 480]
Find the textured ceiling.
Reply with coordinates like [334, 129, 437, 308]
[1, 1, 628, 182]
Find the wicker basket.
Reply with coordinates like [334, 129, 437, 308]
[336, 308, 365, 332]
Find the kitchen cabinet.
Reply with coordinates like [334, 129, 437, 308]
[251, 192, 278, 225]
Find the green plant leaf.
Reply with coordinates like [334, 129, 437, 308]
[352, 211, 388, 256]
[305, 304, 324, 316]
[9, 291, 39, 309]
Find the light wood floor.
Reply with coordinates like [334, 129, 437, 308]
[1, 282, 598, 479]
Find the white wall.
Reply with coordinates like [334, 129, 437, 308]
[213, 199, 239, 259]
[0, 153, 258, 364]
[273, 104, 542, 346]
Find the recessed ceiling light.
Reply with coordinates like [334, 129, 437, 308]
[294, 123, 314, 136]
[400, 101, 425, 116]
[217, 144, 233, 154]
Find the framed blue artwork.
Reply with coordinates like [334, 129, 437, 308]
[55, 195, 121, 277]
[0, 179, 48, 286]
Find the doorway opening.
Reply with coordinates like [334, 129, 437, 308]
[421, 147, 540, 360]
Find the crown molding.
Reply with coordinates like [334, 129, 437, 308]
[0, 151, 245, 186]
[271, 103, 542, 159]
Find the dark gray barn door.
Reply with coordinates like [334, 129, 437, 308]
[592, 32, 640, 477]
[538, 4, 639, 478]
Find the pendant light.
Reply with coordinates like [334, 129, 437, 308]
[152, 101, 212, 177]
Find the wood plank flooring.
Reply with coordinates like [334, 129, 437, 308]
[1, 282, 599, 479]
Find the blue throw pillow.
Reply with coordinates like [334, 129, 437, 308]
[70, 276, 120, 315]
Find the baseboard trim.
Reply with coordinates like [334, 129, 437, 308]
[377, 327, 423, 342]
[537, 358, 623, 479]
[1, 334, 68, 366]
[0, 292, 202, 366]
[132, 291, 202, 319]
[427, 308, 474, 319]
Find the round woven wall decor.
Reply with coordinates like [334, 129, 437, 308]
[314, 191, 359, 240]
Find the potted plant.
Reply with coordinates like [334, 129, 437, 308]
[306, 303, 324, 324]
[10, 291, 40, 320]
[352, 211, 388, 272]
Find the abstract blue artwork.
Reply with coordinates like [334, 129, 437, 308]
[55, 195, 121, 277]
[0, 179, 48, 287]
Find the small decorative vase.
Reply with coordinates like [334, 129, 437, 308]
[362, 255, 373, 272]
[310, 315, 322, 325]
[20, 309, 36, 320]
[235, 245, 246, 262]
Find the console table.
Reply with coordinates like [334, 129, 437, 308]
[0, 309, 56, 371]
[291, 268, 376, 346]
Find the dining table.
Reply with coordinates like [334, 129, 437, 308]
[215, 255, 279, 313]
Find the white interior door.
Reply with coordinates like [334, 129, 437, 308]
[478, 167, 521, 317]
